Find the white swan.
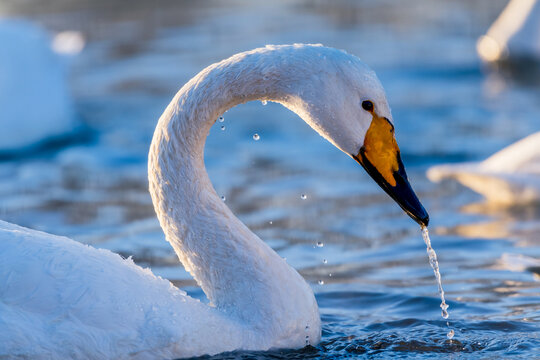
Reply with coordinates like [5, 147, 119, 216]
[0, 19, 76, 154]
[0, 44, 428, 359]
[427, 131, 540, 204]
[477, 0, 540, 63]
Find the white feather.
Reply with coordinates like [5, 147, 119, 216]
[1, 44, 392, 358]
[0, 20, 76, 152]
[477, 0, 540, 62]
[427, 132, 540, 204]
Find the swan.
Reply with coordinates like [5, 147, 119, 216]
[477, 0, 540, 64]
[427, 131, 540, 204]
[0, 19, 76, 154]
[0, 44, 429, 359]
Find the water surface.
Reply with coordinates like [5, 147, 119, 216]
[1, 1, 539, 358]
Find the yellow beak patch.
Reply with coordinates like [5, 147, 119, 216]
[360, 113, 400, 187]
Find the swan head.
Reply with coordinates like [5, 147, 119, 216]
[286, 45, 429, 226]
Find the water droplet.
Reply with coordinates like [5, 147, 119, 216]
[221, 196, 226, 201]
[218, 116, 224, 122]
[316, 242, 324, 248]
[447, 329, 455, 340]
[323, 259, 328, 264]
[261, 100, 268, 105]
[318, 280, 324, 285]
[269, 220, 273, 225]
[253, 133, 260, 141]
[221, 125, 226, 131]
[328, 273, 332, 277]
[441, 303, 449, 319]
[301, 194, 307, 200]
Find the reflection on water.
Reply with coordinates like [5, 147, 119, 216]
[437, 202, 540, 248]
[1, 0, 539, 358]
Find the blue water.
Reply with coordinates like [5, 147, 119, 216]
[2, 1, 539, 358]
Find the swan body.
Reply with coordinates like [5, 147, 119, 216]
[0, 44, 428, 358]
[477, 0, 540, 63]
[0, 221, 245, 359]
[0, 19, 76, 153]
[427, 132, 540, 204]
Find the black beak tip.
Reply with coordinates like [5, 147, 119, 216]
[405, 196, 429, 228]
[403, 201, 429, 227]
[416, 211, 429, 228]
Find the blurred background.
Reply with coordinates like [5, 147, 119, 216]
[1, 0, 539, 358]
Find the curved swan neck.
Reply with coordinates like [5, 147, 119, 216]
[162, 49, 307, 156]
[148, 45, 320, 336]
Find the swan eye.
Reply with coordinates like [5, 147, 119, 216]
[362, 100, 374, 112]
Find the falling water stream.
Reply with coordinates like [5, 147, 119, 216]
[421, 226, 449, 318]
[421, 226, 454, 340]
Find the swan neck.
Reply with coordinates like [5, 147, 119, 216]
[148, 48, 319, 336]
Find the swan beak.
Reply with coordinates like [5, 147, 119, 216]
[352, 115, 429, 227]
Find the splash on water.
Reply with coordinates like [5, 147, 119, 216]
[421, 226, 449, 319]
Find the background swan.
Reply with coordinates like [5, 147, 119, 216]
[0, 19, 78, 154]
[0, 44, 428, 358]
[427, 131, 540, 204]
[477, 0, 540, 64]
